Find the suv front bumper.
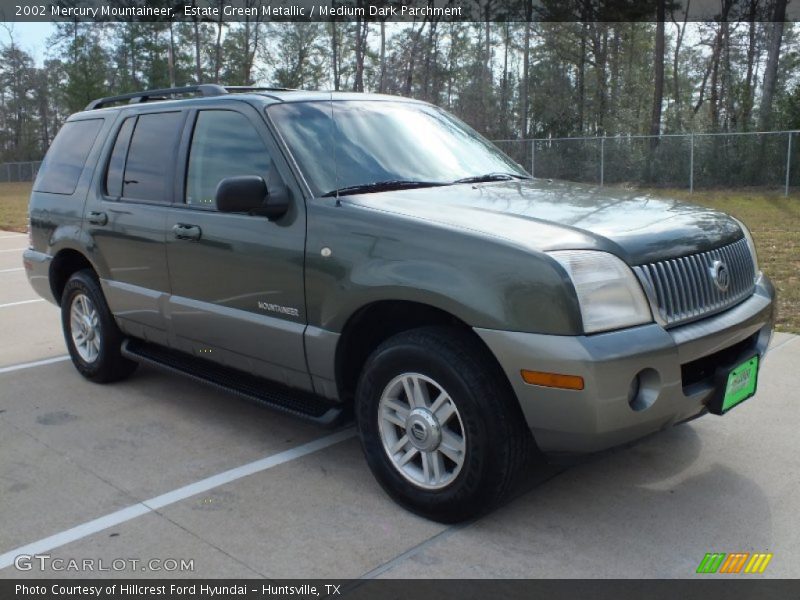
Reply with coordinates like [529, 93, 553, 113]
[475, 275, 776, 454]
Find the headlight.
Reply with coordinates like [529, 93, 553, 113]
[549, 250, 652, 334]
[734, 218, 760, 279]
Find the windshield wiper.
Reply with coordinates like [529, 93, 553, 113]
[452, 172, 532, 184]
[321, 180, 447, 197]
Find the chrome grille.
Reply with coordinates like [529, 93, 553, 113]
[633, 238, 756, 328]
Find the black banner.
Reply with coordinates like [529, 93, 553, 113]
[3, 580, 800, 600]
[2, 0, 800, 23]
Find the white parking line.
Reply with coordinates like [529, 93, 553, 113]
[0, 428, 356, 570]
[0, 234, 25, 239]
[0, 356, 70, 374]
[0, 299, 45, 309]
[0, 268, 24, 273]
[0, 247, 26, 253]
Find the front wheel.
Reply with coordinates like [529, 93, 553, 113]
[355, 327, 532, 523]
[61, 270, 137, 383]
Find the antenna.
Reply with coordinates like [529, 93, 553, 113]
[329, 90, 340, 206]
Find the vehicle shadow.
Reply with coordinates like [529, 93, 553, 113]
[482, 423, 775, 577]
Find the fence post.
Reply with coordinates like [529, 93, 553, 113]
[786, 132, 793, 197]
[530, 139, 535, 178]
[689, 133, 694, 193]
[600, 136, 605, 187]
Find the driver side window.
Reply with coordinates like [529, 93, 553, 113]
[185, 110, 272, 208]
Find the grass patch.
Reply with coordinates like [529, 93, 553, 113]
[2, 182, 797, 332]
[0, 181, 31, 232]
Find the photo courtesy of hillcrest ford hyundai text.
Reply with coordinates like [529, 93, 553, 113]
[24, 84, 775, 523]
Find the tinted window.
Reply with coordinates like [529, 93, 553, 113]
[104, 118, 135, 197]
[34, 119, 103, 195]
[122, 112, 183, 202]
[185, 111, 271, 207]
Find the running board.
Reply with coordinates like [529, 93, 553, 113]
[121, 339, 345, 427]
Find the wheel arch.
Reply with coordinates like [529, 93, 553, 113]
[333, 299, 516, 406]
[49, 248, 97, 305]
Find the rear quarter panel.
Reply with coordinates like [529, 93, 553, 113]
[29, 116, 116, 286]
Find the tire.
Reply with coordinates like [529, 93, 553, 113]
[355, 326, 532, 523]
[61, 269, 137, 383]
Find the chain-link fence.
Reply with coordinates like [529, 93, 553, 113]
[4, 133, 799, 192]
[494, 131, 799, 195]
[0, 161, 42, 183]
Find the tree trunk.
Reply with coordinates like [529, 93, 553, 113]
[403, 19, 427, 96]
[214, 12, 223, 83]
[445, 22, 456, 107]
[650, 2, 665, 140]
[758, 0, 787, 131]
[379, 20, 386, 93]
[354, 12, 363, 92]
[709, 23, 724, 130]
[521, 8, 531, 138]
[330, 19, 339, 91]
[590, 24, 608, 134]
[578, 23, 587, 133]
[240, 18, 251, 85]
[669, 0, 689, 129]
[422, 19, 438, 101]
[168, 22, 176, 88]
[192, 10, 202, 83]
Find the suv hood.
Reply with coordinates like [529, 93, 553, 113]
[346, 179, 743, 265]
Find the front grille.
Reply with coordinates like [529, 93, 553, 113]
[633, 238, 755, 328]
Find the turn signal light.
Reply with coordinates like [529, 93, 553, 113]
[521, 370, 585, 391]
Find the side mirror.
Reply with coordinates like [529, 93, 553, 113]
[215, 175, 289, 220]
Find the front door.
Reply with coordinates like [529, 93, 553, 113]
[165, 106, 310, 391]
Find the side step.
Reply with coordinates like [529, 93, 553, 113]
[121, 339, 345, 427]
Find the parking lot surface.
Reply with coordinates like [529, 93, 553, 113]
[1, 230, 798, 578]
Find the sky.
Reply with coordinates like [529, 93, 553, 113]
[1, 22, 55, 64]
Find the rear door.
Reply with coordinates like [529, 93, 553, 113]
[84, 110, 186, 346]
[164, 105, 310, 391]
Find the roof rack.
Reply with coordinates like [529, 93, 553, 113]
[223, 86, 297, 93]
[84, 85, 297, 111]
[85, 84, 227, 110]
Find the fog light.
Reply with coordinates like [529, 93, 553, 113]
[521, 370, 584, 390]
[628, 368, 660, 411]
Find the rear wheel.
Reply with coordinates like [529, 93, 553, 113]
[355, 326, 532, 522]
[61, 270, 137, 383]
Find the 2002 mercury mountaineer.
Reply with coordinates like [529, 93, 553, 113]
[24, 85, 775, 522]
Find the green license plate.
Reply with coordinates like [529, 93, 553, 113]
[722, 356, 759, 412]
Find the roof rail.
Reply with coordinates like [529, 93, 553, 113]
[223, 86, 297, 93]
[84, 84, 228, 110]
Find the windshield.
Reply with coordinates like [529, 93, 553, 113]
[267, 100, 528, 197]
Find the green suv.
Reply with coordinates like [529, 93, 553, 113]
[23, 85, 775, 522]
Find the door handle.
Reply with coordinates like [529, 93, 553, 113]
[172, 223, 202, 241]
[87, 211, 108, 226]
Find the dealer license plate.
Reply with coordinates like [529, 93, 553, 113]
[722, 356, 759, 412]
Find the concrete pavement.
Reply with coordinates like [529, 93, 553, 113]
[0, 230, 798, 579]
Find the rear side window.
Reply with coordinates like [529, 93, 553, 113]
[34, 119, 103, 195]
[120, 112, 183, 202]
[185, 110, 271, 207]
[105, 118, 135, 197]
